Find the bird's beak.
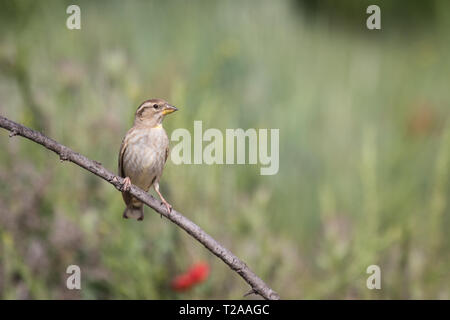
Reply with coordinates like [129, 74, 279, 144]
[162, 105, 178, 115]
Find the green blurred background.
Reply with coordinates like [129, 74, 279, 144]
[0, 0, 449, 299]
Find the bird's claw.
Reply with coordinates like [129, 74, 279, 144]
[161, 201, 172, 215]
[121, 177, 132, 192]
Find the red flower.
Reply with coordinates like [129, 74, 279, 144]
[188, 262, 209, 282]
[171, 262, 210, 292]
[171, 274, 194, 291]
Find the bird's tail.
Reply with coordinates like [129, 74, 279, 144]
[123, 203, 144, 221]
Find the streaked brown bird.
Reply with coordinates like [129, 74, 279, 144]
[118, 98, 178, 221]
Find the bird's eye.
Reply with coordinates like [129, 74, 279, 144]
[153, 104, 158, 109]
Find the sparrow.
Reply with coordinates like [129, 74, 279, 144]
[118, 98, 178, 221]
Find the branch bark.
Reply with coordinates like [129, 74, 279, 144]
[0, 115, 280, 300]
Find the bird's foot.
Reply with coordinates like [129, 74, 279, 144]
[162, 200, 172, 215]
[137, 213, 144, 221]
[154, 184, 172, 217]
[121, 177, 132, 192]
[123, 211, 129, 219]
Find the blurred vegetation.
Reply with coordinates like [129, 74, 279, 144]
[297, 0, 442, 30]
[0, 0, 449, 299]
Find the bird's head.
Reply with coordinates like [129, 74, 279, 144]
[134, 98, 178, 127]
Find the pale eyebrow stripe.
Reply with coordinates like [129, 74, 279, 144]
[136, 102, 153, 114]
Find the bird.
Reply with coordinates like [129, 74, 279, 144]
[118, 98, 178, 221]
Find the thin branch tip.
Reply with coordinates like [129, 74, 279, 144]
[243, 288, 257, 297]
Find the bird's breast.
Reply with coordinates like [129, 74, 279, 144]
[122, 127, 169, 190]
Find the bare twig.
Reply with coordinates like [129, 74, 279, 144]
[0, 115, 280, 300]
[243, 288, 257, 297]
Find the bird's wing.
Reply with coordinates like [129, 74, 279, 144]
[118, 135, 132, 205]
[165, 146, 169, 164]
[118, 137, 128, 178]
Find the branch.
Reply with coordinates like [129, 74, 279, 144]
[0, 115, 280, 300]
